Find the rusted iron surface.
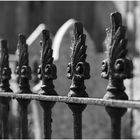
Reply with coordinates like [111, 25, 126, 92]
[0, 92, 140, 109]
[101, 12, 133, 138]
[38, 29, 57, 139]
[15, 34, 32, 138]
[0, 11, 136, 139]
[67, 22, 90, 139]
[0, 39, 12, 138]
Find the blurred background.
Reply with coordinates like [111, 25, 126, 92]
[0, 1, 140, 139]
[0, 1, 137, 54]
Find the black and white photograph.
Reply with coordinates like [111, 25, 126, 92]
[0, 1, 138, 139]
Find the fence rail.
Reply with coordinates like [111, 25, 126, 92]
[0, 92, 140, 109]
[0, 11, 136, 139]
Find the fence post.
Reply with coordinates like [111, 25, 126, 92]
[101, 12, 133, 138]
[15, 34, 32, 138]
[38, 29, 57, 139]
[67, 22, 90, 139]
[0, 40, 12, 138]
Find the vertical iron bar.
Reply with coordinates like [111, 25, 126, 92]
[20, 104, 28, 138]
[2, 103, 9, 138]
[67, 22, 90, 139]
[101, 12, 133, 139]
[44, 109, 52, 138]
[15, 34, 32, 139]
[110, 117, 121, 138]
[0, 39, 12, 139]
[73, 113, 82, 139]
[38, 29, 57, 139]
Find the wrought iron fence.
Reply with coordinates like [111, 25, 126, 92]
[0, 11, 136, 139]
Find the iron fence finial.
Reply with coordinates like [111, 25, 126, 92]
[38, 29, 57, 139]
[15, 34, 31, 138]
[67, 21, 90, 139]
[16, 34, 31, 92]
[0, 39, 12, 138]
[0, 39, 11, 89]
[101, 11, 133, 139]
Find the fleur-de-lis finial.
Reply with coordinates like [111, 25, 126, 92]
[101, 12, 133, 139]
[67, 22, 90, 91]
[0, 39, 11, 90]
[16, 34, 31, 92]
[101, 12, 133, 82]
[38, 29, 57, 92]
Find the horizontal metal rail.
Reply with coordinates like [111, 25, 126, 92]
[0, 92, 139, 109]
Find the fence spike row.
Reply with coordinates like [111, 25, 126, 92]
[15, 34, 32, 138]
[67, 22, 90, 139]
[38, 29, 57, 139]
[101, 11, 133, 139]
[0, 39, 12, 138]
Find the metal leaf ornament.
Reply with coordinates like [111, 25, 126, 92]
[101, 12, 133, 80]
[67, 22, 90, 137]
[38, 29, 57, 81]
[0, 40, 11, 85]
[67, 22, 90, 82]
[16, 34, 31, 84]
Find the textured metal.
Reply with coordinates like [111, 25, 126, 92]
[0, 40, 12, 138]
[38, 29, 57, 139]
[101, 12, 133, 139]
[0, 93, 140, 109]
[15, 34, 32, 139]
[67, 22, 90, 139]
